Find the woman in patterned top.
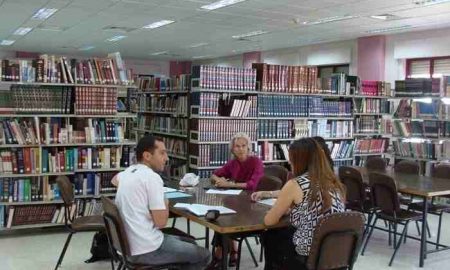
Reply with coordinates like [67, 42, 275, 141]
[262, 137, 346, 270]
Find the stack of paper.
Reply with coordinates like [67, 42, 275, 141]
[173, 203, 236, 216]
[205, 189, 242, 195]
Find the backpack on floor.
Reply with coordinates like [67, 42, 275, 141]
[85, 231, 112, 263]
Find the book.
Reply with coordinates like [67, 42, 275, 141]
[173, 203, 236, 216]
[257, 198, 276, 206]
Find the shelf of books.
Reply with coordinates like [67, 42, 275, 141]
[0, 53, 137, 231]
[133, 75, 191, 181]
[389, 77, 450, 174]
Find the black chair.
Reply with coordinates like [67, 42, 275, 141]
[306, 211, 365, 270]
[338, 166, 376, 235]
[54, 176, 105, 270]
[365, 157, 387, 172]
[264, 165, 289, 186]
[361, 172, 423, 266]
[101, 196, 183, 270]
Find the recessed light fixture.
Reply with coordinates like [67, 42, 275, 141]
[192, 55, 211, 59]
[143, 20, 175, 29]
[366, 25, 414, 34]
[413, 0, 450, 6]
[189, 42, 209, 48]
[201, 0, 246, 11]
[13, 27, 33, 35]
[32, 8, 58, 20]
[232, 30, 268, 39]
[370, 15, 389, 20]
[79, 45, 95, 51]
[106, 35, 127, 42]
[303, 15, 357, 25]
[150, 51, 168, 55]
[0, 40, 15, 46]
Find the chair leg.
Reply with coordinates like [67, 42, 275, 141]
[236, 239, 244, 270]
[361, 216, 378, 255]
[259, 238, 264, 263]
[364, 212, 374, 236]
[436, 213, 443, 250]
[426, 221, 431, 238]
[245, 237, 258, 267]
[389, 221, 409, 266]
[54, 232, 74, 270]
[388, 222, 392, 246]
[393, 223, 397, 248]
[171, 217, 177, 228]
[254, 236, 259, 245]
[415, 221, 421, 236]
[186, 219, 190, 235]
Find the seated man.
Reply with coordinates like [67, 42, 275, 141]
[113, 135, 211, 269]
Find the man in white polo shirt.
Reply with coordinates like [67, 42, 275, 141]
[114, 135, 211, 269]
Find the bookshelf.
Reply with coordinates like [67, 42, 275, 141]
[0, 53, 136, 231]
[133, 75, 191, 181]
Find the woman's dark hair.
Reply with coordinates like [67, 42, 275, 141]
[312, 136, 333, 169]
[136, 135, 164, 161]
[288, 137, 346, 211]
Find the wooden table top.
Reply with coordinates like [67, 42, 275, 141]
[166, 180, 288, 234]
[348, 167, 450, 198]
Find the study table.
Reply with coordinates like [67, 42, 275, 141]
[166, 180, 288, 270]
[350, 167, 450, 267]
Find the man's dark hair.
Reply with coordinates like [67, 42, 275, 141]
[136, 135, 164, 161]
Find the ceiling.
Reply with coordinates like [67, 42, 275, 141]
[1, 0, 450, 61]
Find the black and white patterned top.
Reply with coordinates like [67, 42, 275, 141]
[290, 173, 345, 256]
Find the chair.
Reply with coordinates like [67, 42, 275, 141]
[361, 172, 423, 266]
[432, 163, 450, 179]
[264, 165, 289, 186]
[306, 211, 365, 270]
[394, 160, 420, 174]
[338, 166, 376, 235]
[365, 157, 387, 171]
[54, 176, 105, 270]
[101, 196, 183, 270]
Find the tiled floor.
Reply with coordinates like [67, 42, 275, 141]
[1, 214, 450, 270]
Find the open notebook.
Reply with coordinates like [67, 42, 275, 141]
[173, 203, 236, 216]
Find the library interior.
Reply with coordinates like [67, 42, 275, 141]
[1, 0, 450, 270]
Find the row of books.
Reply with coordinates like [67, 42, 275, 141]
[358, 81, 392, 96]
[333, 160, 353, 167]
[137, 116, 188, 136]
[192, 65, 257, 91]
[395, 78, 441, 97]
[137, 74, 190, 91]
[309, 98, 352, 117]
[0, 146, 133, 174]
[193, 144, 231, 167]
[0, 52, 132, 85]
[258, 119, 294, 139]
[354, 139, 388, 154]
[0, 118, 126, 145]
[163, 137, 188, 157]
[257, 142, 289, 162]
[393, 141, 449, 160]
[391, 120, 447, 138]
[75, 87, 118, 115]
[73, 172, 117, 195]
[252, 63, 318, 92]
[326, 141, 355, 159]
[0, 177, 60, 203]
[394, 99, 440, 118]
[328, 74, 358, 95]
[354, 116, 383, 133]
[137, 95, 188, 115]
[307, 119, 353, 139]
[354, 99, 391, 114]
[10, 85, 73, 114]
[190, 119, 257, 142]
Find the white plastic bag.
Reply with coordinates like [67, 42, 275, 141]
[179, 173, 199, 187]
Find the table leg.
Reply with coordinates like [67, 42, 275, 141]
[420, 197, 429, 267]
[222, 234, 229, 270]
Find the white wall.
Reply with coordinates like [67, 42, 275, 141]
[194, 54, 243, 68]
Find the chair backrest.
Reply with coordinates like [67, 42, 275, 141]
[101, 196, 132, 258]
[365, 157, 387, 171]
[264, 165, 289, 186]
[307, 211, 365, 270]
[368, 172, 400, 215]
[256, 175, 283, 191]
[432, 164, 450, 179]
[338, 166, 366, 211]
[394, 160, 419, 175]
[56, 175, 75, 206]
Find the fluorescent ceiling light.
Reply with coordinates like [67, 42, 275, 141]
[143, 20, 175, 29]
[150, 51, 168, 55]
[32, 8, 58, 20]
[412, 97, 433, 103]
[0, 40, 15, 46]
[370, 15, 389, 20]
[189, 42, 209, 48]
[232, 30, 268, 39]
[442, 97, 450, 105]
[201, 0, 246, 11]
[13, 27, 33, 35]
[192, 55, 211, 59]
[303, 15, 356, 25]
[413, 0, 450, 6]
[366, 25, 414, 34]
[106, 35, 127, 42]
[79, 45, 95, 51]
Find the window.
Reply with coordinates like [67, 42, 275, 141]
[407, 57, 450, 78]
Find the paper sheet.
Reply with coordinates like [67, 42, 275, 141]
[205, 189, 242, 195]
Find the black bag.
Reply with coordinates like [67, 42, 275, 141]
[85, 231, 112, 263]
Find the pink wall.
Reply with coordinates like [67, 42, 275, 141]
[243, 51, 261, 68]
[170, 61, 192, 76]
[357, 36, 386, 81]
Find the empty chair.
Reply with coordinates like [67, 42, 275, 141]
[101, 196, 183, 270]
[255, 175, 283, 191]
[54, 176, 105, 270]
[362, 172, 423, 266]
[432, 164, 450, 179]
[365, 157, 387, 171]
[306, 211, 365, 270]
[394, 160, 420, 175]
[338, 166, 376, 234]
[264, 165, 289, 186]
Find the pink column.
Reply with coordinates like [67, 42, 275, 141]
[357, 36, 386, 81]
[243, 51, 261, 69]
[170, 61, 192, 76]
